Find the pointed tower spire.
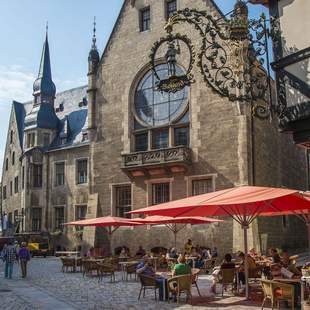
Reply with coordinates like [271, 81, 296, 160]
[88, 17, 100, 68]
[33, 23, 56, 105]
[92, 17, 97, 49]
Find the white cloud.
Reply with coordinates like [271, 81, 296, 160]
[0, 65, 34, 106]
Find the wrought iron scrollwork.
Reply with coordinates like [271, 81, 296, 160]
[149, 2, 273, 120]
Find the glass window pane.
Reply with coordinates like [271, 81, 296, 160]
[116, 186, 132, 218]
[174, 126, 189, 146]
[152, 129, 169, 149]
[192, 179, 213, 196]
[152, 183, 170, 205]
[135, 132, 148, 152]
[134, 64, 189, 127]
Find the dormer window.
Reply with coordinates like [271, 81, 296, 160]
[82, 133, 88, 142]
[60, 137, 67, 145]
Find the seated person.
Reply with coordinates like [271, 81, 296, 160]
[210, 253, 235, 294]
[238, 252, 257, 285]
[190, 247, 199, 257]
[281, 250, 301, 276]
[135, 246, 146, 258]
[119, 246, 129, 259]
[269, 248, 281, 264]
[86, 247, 95, 258]
[202, 247, 212, 259]
[249, 248, 258, 259]
[166, 248, 178, 260]
[195, 255, 205, 269]
[172, 255, 191, 276]
[136, 256, 166, 300]
[184, 239, 193, 255]
[211, 247, 218, 258]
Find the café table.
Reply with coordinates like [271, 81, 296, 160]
[119, 261, 139, 280]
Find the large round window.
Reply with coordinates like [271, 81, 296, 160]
[134, 64, 189, 127]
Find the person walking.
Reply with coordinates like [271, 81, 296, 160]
[18, 242, 31, 278]
[3, 241, 17, 279]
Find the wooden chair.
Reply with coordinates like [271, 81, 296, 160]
[219, 268, 237, 297]
[125, 262, 138, 281]
[272, 281, 295, 310]
[138, 274, 159, 301]
[167, 275, 192, 304]
[98, 263, 116, 283]
[261, 279, 275, 309]
[82, 260, 100, 277]
[191, 268, 202, 297]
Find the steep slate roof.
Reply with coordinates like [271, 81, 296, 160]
[49, 86, 88, 150]
[13, 85, 88, 152]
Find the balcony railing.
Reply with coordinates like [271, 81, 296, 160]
[122, 146, 192, 170]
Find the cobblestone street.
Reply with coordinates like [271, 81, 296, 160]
[0, 257, 269, 310]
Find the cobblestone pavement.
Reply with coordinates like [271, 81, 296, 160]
[0, 257, 268, 310]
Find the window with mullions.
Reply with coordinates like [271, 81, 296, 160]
[135, 132, 148, 152]
[152, 183, 170, 205]
[55, 162, 65, 187]
[135, 64, 188, 127]
[31, 208, 42, 232]
[166, 0, 177, 19]
[33, 164, 42, 188]
[152, 128, 169, 149]
[140, 7, 151, 32]
[192, 179, 213, 196]
[115, 186, 132, 218]
[54, 207, 64, 230]
[77, 159, 87, 184]
[174, 126, 189, 146]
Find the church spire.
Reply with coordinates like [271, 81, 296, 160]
[33, 23, 56, 105]
[88, 17, 100, 70]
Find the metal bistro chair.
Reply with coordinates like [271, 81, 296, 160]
[98, 263, 116, 283]
[60, 257, 75, 273]
[125, 262, 138, 281]
[272, 281, 295, 310]
[191, 268, 202, 297]
[138, 274, 160, 301]
[261, 279, 275, 310]
[167, 275, 192, 304]
[219, 268, 237, 297]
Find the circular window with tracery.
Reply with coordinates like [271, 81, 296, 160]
[134, 64, 189, 127]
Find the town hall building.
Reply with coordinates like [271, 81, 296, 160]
[2, 0, 309, 255]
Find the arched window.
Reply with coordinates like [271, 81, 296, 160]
[5, 158, 8, 171]
[10, 130, 13, 144]
[12, 152, 15, 165]
[133, 64, 189, 152]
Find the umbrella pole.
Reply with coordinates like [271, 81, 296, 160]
[243, 224, 249, 300]
[308, 210, 310, 260]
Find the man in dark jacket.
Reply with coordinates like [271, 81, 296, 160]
[18, 242, 31, 278]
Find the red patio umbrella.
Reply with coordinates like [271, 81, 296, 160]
[130, 215, 223, 248]
[65, 216, 141, 235]
[129, 186, 310, 298]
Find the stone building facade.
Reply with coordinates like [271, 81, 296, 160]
[88, 0, 308, 255]
[1, 0, 308, 255]
[1, 33, 90, 250]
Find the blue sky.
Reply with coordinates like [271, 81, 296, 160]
[0, 0, 268, 163]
